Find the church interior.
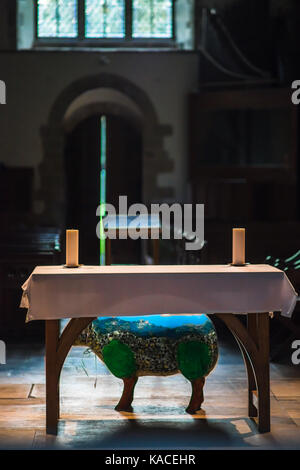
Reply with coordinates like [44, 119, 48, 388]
[0, 0, 300, 451]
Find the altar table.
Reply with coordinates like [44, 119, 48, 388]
[20, 264, 297, 435]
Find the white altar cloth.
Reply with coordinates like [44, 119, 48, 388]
[20, 264, 297, 321]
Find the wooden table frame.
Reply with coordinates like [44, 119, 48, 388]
[45, 311, 270, 435]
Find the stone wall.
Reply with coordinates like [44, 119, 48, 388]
[0, 51, 198, 226]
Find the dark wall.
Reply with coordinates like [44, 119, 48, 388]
[0, 0, 16, 51]
[195, 0, 300, 83]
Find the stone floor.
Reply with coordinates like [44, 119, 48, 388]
[0, 329, 299, 450]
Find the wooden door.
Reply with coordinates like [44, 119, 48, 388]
[65, 114, 142, 265]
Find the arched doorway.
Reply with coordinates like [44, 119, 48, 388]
[65, 113, 142, 265]
[38, 74, 173, 237]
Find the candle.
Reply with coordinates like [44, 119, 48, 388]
[232, 228, 245, 265]
[66, 229, 79, 267]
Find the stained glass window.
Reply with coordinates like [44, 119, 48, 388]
[132, 0, 173, 38]
[36, 0, 174, 41]
[85, 0, 125, 38]
[37, 0, 78, 38]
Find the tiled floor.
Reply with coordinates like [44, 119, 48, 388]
[0, 331, 299, 449]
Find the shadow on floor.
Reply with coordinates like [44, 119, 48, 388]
[34, 416, 262, 450]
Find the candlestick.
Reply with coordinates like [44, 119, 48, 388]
[66, 229, 79, 267]
[232, 228, 245, 265]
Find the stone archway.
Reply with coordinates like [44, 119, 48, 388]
[38, 73, 173, 227]
[63, 101, 143, 135]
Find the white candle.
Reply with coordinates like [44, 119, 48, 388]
[66, 229, 79, 267]
[232, 228, 245, 265]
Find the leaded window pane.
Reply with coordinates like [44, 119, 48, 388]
[85, 0, 125, 38]
[37, 0, 78, 38]
[132, 0, 173, 38]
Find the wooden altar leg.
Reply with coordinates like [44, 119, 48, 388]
[235, 336, 257, 418]
[256, 313, 270, 433]
[215, 313, 270, 433]
[45, 317, 96, 435]
[186, 377, 205, 414]
[115, 376, 138, 411]
[45, 320, 60, 435]
[246, 315, 258, 418]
